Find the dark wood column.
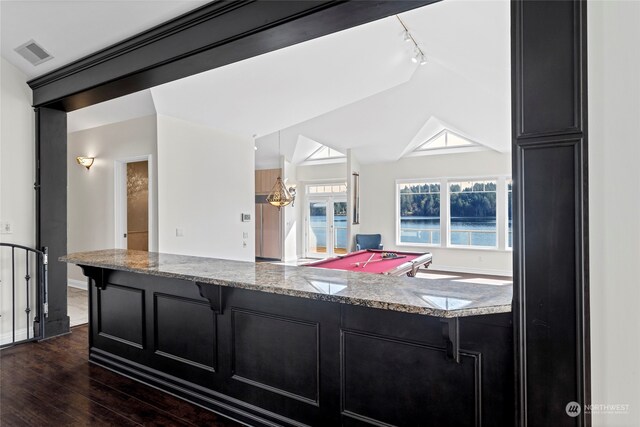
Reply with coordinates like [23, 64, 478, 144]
[36, 107, 69, 338]
[512, 1, 590, 425]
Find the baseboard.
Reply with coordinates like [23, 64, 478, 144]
[0, 328, 28, 346]
[90, 348, 305, 427]
[68, 278, 88, 290]
[427, 264, 512, 278]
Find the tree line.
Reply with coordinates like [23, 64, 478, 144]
[400, 183, 496, 218]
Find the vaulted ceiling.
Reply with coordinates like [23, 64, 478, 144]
[0, 0, 210, 79]
[2, 0, 510, 165]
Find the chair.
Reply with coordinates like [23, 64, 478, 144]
[355, 234, 383, 251]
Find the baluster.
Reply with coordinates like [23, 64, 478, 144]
[12, 246, 15, 345]
[25, 249, 31, 340]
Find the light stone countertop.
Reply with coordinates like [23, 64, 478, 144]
[61, 249, 512, 318]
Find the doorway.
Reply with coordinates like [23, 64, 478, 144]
[307, 197, 347, 258]
[115, 155, 156, 251]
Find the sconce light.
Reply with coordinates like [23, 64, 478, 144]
[76, 156, 95, 170]
[288, 186, 297, 207]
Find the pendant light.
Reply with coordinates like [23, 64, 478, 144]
[266, 131, 294, 209]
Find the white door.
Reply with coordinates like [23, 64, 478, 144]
[307, 197, 347, 258]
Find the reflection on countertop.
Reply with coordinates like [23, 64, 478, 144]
[61, 249, 512, 318]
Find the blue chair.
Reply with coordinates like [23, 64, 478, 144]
[355, 234, 383, 251]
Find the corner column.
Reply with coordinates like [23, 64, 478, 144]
[36, 107, 69, 338]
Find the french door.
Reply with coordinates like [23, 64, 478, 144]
[307, 197, 347, 258]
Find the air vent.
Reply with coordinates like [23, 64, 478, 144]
[14, 39, 53, 66]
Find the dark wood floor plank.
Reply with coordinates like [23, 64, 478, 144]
[1, 366, 141, 426]
[0, 325, 241, 427]
[1, 386, 81, 426]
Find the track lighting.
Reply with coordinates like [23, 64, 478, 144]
[396, 15, 427, 66]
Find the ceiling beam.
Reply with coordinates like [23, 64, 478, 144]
[28, 0, 437, 111]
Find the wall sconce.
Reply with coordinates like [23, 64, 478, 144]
[76, 156, 94, 170]
[288, 186, 297, 207]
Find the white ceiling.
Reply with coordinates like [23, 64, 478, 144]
[17, 0, 510, 166]
[0, 0, 209, 79]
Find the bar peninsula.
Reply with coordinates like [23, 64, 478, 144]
[62, 249, 514, 426]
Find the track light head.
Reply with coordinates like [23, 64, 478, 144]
[403, 31, 411, 42]
[419, 54, 427, 65]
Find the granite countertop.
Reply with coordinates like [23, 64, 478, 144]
[61, 249, 512, 318]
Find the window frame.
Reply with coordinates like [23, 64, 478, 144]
[447, 178, 499, 249]
[395, 179, 443, 248]
[395, 175, 512, 252]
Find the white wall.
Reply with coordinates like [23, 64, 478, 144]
[359, 151, 512, 275]
[346, 149, 361, 251]
[282, 158, 298, 261]
[67, 115, 158, 284]
[588, 2, 640, 425]
[0, 57, 35, 342]
[157, 115, 255, 261]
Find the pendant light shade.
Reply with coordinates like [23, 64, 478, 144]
[267, 130, 294, 209]
[267, 177, 293, 208]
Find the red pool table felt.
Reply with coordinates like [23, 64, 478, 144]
[305, 249, 429, 275]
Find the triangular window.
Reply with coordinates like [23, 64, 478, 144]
[414, 130, 477, 152]
[305, 145, 346, 161]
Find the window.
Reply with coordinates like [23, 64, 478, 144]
[413, 130, 479, 153]
[398, 182, 441, 245]
[305, 145, 345, 162]
[507, 179, 513, 248]
[307, 183, 347, 194]
[449, 180, 497, 247]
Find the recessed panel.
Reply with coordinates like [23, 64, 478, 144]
[98, 284, 144, 347]
[518, 0, 580, 136]
[342, 331, 479, 426]
[155, 294, 216, 371]
[232, 309, 319, 403]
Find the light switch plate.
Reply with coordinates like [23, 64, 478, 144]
[241, 213, 251, 222]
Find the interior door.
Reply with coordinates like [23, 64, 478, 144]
[126, 160, 149, 251]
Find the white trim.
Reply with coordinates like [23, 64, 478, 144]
[395, 175, 512, 250]
[0, 328, 29, 346]
[396, 178, 443, 247]
[305, 193, 347, 258]
[68, 278, 88, 290]
[426, 264, 512, 278]
[114, 154, 157, 251]
[404, 146, 488, 158]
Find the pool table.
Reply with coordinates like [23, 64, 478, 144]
[304, 249, 432, 277]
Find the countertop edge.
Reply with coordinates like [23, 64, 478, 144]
[60, 255, 512, 319]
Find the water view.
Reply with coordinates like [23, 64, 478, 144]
[309, 215, 348, 252]
[400, 217, 498, 247]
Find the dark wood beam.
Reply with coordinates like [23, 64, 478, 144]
[28, 0, 436, 111]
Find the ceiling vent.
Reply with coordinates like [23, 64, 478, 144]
[14, 39, 53, 66]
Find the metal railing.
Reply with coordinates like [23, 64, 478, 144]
[400, 228, 440, 245]
[450, 229, 496, 247]
[0, 244, 48, 348]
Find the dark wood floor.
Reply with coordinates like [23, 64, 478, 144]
[0, 325, 242, 426]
